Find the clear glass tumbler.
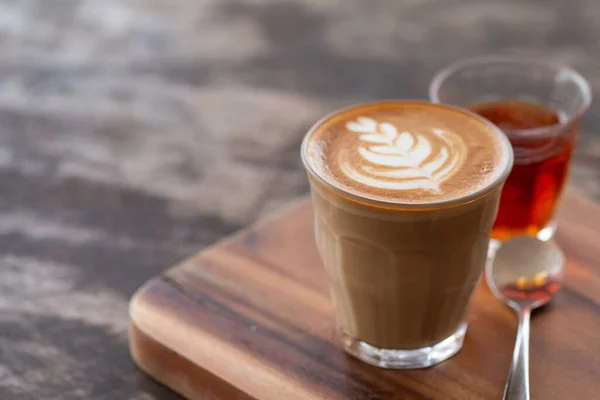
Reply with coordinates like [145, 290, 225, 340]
[429, 56, 591, 243]
[301, 101, 513, 368]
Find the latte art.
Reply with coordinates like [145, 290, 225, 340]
[303, 101, 510, 204]
[340, 117, 467, 192]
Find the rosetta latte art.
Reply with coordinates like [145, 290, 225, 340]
[340, 117, 467, 192]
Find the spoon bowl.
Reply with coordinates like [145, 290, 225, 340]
[487, 236, 564, 311]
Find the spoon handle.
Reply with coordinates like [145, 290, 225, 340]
[503, 308, 531, 400]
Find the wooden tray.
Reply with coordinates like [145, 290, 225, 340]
[129, 191, 600, 400]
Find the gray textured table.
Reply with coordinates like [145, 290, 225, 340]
[1, 1, 599, 399]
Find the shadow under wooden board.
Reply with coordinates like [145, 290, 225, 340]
[129, 190, 600, 400]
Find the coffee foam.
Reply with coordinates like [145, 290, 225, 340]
[304, 101, 511, 204]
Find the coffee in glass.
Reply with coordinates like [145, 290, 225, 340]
[301, 101, 513, 368]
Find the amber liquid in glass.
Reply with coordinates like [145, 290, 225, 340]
[468, 100, 575, 240]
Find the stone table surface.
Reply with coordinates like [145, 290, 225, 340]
[1, 0, 599, 399]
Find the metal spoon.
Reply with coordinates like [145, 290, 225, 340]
[486, 236, 564, 400]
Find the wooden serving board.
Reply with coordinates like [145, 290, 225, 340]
[129, 191, 600, 400]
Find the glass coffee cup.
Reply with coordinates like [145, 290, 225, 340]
[301, 101, 513, 368]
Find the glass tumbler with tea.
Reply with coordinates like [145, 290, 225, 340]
[430, 56, 591, 243]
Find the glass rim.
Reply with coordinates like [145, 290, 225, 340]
[301, 100, 514, 211]
[429, 55, 592, 137]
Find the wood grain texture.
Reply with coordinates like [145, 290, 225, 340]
[129, 191, 600, 400]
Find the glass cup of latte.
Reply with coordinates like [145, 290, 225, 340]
[301, 101, 513, 368]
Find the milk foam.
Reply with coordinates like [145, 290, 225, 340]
[303, 102, 511, 204]
[341, 117, 466, 192]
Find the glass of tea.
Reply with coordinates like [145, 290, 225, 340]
[429, 56, 591, 243]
